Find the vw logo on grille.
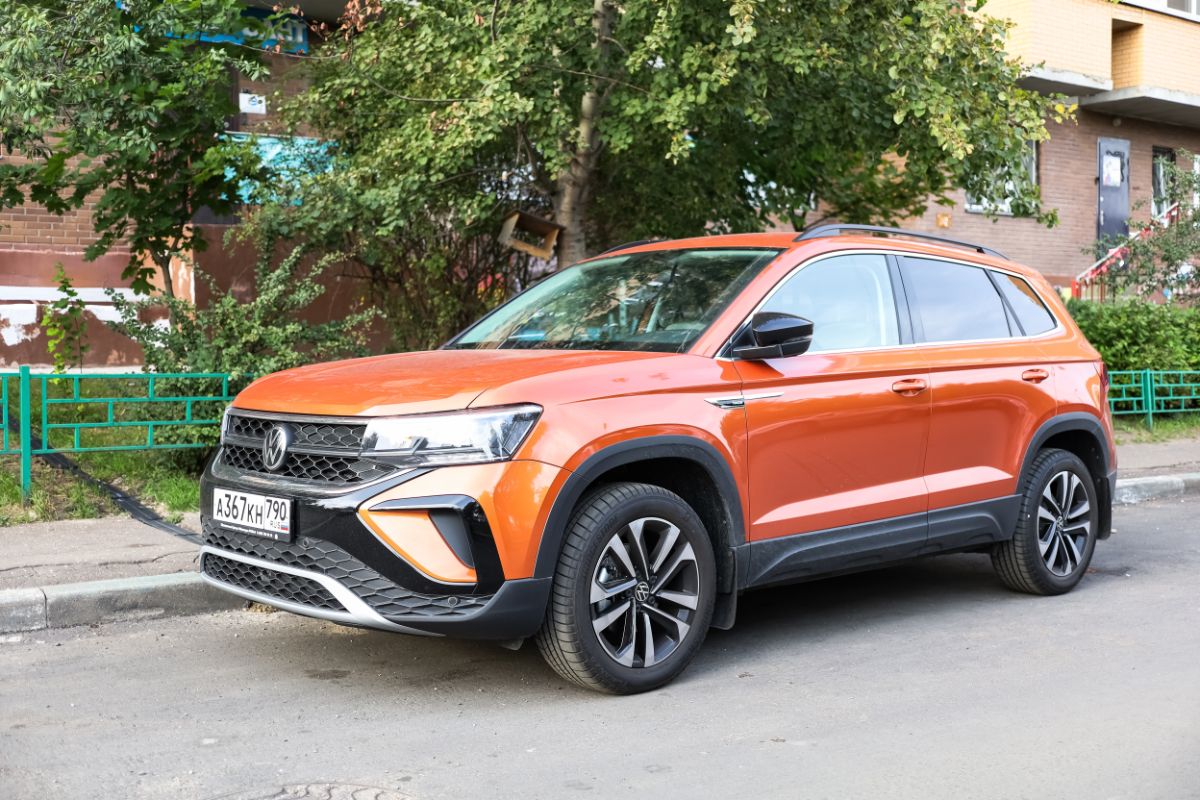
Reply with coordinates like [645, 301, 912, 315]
[262, 424, 293, 472]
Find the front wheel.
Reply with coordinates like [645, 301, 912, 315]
[992, 448, 1099, 595]
[535, 482, 716, 694]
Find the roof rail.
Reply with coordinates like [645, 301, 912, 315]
[599, 239, 657, 255]
[794, 224, 1007, 260]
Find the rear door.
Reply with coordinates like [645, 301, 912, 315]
[899, 256, 1060, 549]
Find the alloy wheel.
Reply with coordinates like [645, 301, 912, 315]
[589, 517, 700, 669]
[1038, 470, 1092, 577]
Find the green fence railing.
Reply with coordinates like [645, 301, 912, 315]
[1, 366, 1198, 502]
[1107, 369, 1200, 427]
[2, 367, 235, 501]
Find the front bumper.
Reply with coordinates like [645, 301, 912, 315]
[199, 458, 553, 640]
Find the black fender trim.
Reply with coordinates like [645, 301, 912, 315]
[1021, 412, 1114, 539]
[533, 435, 746, 581]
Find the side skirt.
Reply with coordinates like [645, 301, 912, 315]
[743, 495, 1021, 590]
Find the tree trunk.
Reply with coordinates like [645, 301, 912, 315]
[154, 250, 176, 299]
[553, 0, 615, 266]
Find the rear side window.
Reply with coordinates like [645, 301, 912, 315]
[903, 258, 1011, 343]
[994, 273, 1057, 336]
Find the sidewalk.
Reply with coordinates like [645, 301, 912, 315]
[1115, 436, 1200, 479]
[0, 514, 201, 592]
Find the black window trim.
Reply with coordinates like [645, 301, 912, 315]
[898, 254, 1063, 347]
[717, 248, 1062, 360]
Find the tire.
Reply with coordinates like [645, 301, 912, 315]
[534, 481, 717, 694]
[992, 448, 1099, 595]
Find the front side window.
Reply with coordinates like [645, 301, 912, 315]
[760, 254, 900, 352]
[447, 248, 779, 353]
[904, 258, 1011, 343]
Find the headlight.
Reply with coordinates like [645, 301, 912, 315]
[361, 404, 542, 467]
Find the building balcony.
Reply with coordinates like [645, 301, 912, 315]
[989, 0, 1200, 126]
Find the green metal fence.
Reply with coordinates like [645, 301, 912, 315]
[2, 367, 234, 500]
[1, 366, 1198, 502]
[1106, 369, 1200, 427]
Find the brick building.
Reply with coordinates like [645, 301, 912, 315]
[0, 1, 344, 367]
[4, 0, 1200, 365]
[902, 0, 1200, 287]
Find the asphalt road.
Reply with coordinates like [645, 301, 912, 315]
[3, 498, 1199, 800]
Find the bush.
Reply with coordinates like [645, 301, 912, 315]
[1067, 299, 1200, 371]
[107, 245, 378, 445]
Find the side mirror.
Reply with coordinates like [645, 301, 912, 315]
[732, 312, 814, 360]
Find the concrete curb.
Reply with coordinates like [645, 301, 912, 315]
[1115, 473, 1200, 505]
[0, 572, 243, 635]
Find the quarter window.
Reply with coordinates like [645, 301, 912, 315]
[993, 273, 1057, 336]
[760, 254, 900, 352]
[904, 258, 1011, 343]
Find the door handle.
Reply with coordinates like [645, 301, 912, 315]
[1022, 368, 1050, 384]
[891, 378, 928, 396]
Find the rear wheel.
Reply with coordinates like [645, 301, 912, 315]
[535, 482, 716, 694]
[992, 448, 1098, 595]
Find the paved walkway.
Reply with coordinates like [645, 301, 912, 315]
[1116, 435, 1200, 478]
[0, 513, 199, 592]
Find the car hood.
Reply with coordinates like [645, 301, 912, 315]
[231, 349, 676, 417]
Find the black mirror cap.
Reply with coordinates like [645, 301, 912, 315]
[732, 312, 814, 360]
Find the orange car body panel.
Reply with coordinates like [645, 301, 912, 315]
[225, 231, 1115, 587]
[363, 460, 567, 581]
[734, 349, 932, 539]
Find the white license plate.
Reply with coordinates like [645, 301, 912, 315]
[212, 488, 292, 541]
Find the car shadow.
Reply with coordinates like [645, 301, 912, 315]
[214, 551, 1033, 700]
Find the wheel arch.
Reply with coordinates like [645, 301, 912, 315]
[1021, 412, 1114, 539]
[534, 436, 746, 595]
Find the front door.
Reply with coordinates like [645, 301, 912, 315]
[1097, 137, 1131, 240]
[735, 253, 931, 547]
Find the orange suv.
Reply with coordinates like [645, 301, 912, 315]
[200, 225, 1116, 693]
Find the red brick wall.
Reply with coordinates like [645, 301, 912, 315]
[899, 109, 1200, 287]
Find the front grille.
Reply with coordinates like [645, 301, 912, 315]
[221, 411, 390, 486]
[204, 522, 489, 619]
[221, 443, 393, 484]
[228, 414, 366, 450]
[202, 552, 342, 610]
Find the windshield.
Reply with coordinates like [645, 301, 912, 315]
[447, 248, 780, 353]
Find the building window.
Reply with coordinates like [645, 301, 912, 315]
[965, 141, 1038, 216]
[1152, 146, 1176, 218]
[1167, 0, 1197, 15]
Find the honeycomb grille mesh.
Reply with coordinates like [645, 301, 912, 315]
[203, 521, 489, 619]
[221, 443, 392, 484]
[227, 414, 366, 449]
[220, 412, 388, 486]
[202, 552, 342, 611]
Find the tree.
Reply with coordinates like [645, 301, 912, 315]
[0, 0, 278, 295]
[1096, 149, 1200, 302]
[287, 0, 1067, 272]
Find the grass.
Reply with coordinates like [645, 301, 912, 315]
[0, 373, 220, 526]
[0, 457, 115, 527]
[1113, 412, 1200, 445]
